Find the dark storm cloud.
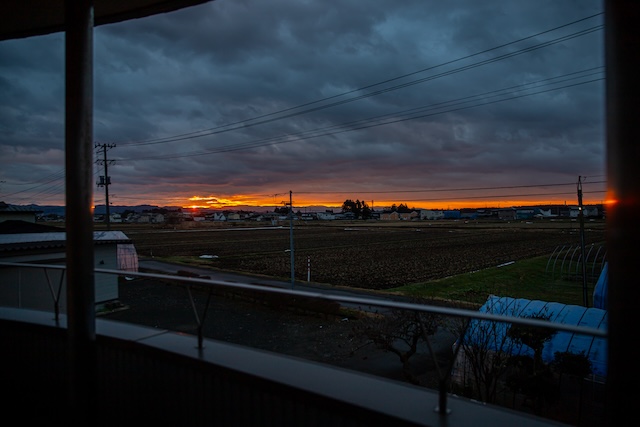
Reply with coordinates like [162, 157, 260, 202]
[0, 0, 605, 207]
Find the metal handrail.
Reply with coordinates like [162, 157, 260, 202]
[0, 259, 608, 419]
[0, 260, 607, 338]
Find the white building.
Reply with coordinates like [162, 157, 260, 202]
[0, 202, 40, 223]
[316, 211, 336, 220]
[0, 226, 137, 312]
[420, 209, 444, 220]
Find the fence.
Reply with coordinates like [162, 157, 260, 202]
[0, 260, 607, 424]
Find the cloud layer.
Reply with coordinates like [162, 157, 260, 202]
[0, 0, 605, 209]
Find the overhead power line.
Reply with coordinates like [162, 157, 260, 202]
[5, 14, 604, 205]
[293, 180, 606, 195]
[311, 190, 607, 206]
[117, 13, 603, 148]
[117, 71, 603, 161]
[118, 72, 599, 161]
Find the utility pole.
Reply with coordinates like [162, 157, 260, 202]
[577, 176, 588, 307]
[95, 143, 115, 230]
[289, 190, 295, 289]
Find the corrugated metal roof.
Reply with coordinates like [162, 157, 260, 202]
[0, 230, 131, 252]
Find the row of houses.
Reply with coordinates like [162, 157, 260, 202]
[76, 205, 609, 224]
[295, 205, 603, 221]
[419, 205, 602, 221]
[93, 212, 165, 224]
[190, 205, 603, 222]
[0, 201, 604, 226]
[85, 206, 607, 224]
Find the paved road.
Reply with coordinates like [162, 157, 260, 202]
[138, 257, 405, 314]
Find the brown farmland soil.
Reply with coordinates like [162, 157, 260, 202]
[102, 219, 605, 389]
[115, 219, 605, 290]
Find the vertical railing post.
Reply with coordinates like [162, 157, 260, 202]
[605, 2, 640, 425]
[65, 0, 96, 421]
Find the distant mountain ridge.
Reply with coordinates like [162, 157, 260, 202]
[23, 204, 284, 216]
[24, 204, 182, 216]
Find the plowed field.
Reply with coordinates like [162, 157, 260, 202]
[121, 220, 605, 290]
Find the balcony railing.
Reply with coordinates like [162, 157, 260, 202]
[0, 260, 606, 426]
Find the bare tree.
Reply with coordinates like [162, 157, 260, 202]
[352, 298, 444, 385]
[452, 319, 519, 403]
[450, 298, 525, 404]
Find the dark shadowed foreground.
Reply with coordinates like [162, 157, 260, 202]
[103, 277, 457, 389]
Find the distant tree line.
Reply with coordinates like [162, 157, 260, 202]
[388, 203, 413, 213]
[341, 199, 372, 219]
[272, 198, 417, 219]
[341, 199, 415, 219]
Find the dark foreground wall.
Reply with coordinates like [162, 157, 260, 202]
[1, 307, 563, 427]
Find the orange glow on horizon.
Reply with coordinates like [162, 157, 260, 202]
[152, 194, 608, 211]
[603, 189, 617, 207]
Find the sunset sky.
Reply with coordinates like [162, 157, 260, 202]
[0, 0, 606, 211]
